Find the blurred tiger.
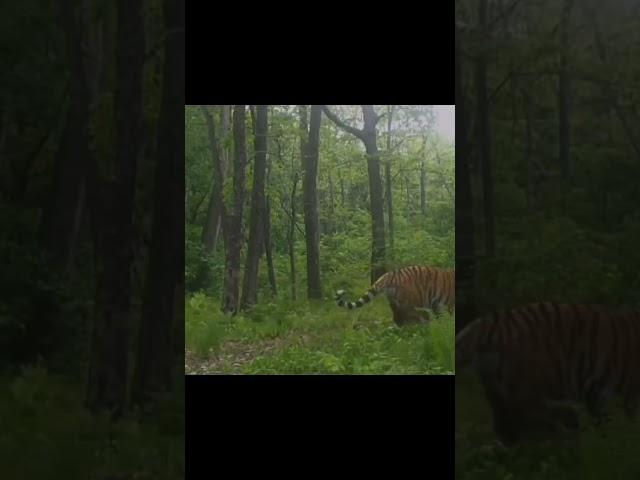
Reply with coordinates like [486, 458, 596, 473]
[456, 302, 640, 445]
[334, 265, 455, 326]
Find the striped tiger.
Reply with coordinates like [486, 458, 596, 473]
[456, 302, 640, 445]
[335, 266, 455, 326]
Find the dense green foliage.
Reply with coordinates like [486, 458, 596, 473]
[456, 373, 640, 480]
[457, 0, 640, 476]
[0, 367, 184, 479]
[185, 105, 454, 374]
[186, 292, 454, 375]
[1, 1, 183, 477]
[457, 0, 640, 311]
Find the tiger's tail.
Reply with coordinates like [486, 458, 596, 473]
[335, 287, 380, 309]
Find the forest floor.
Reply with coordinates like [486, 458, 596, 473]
[185, 334, 307, 374]
[1, 367, 184, 479]
[185, 293, 455, 375]
[455, 372, 640, 480]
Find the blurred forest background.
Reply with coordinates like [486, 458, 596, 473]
[455, 0, 640, 478]
[185, 105, 455, 374]
[1, 1, 184, 478]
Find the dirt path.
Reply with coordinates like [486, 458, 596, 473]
[185, 334, 311, 374]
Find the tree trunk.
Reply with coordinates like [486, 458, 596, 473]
[240, 105, 268, 309]
[40, 0, 90, 274]
[288, 173, 299, 301]
[86, 0, 145, 417]
[263, 195, 277, 297]
[455, 27, 477, 333]
[406, 177, 411, 220]
[322, 105, 386, 284]
[420, 160, 426, 215]
[132, 0, 183, 405]
[361, 106, 386, 283]
[221, 106, 248, 314]
[302, 105, 322, 299]
[475, 0, 495, 257]
[200, 106, 224, 254]
[385, 105, 395, 249]
[328, 170, 335, 233]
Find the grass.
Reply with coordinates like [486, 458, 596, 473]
[0, 366, 184, 480]
[185, 292, 454, 375]
[455, 372, 640, 480]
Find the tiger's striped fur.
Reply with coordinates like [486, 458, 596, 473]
[335, 266, 455, 326]
[456, 302, 640, 445]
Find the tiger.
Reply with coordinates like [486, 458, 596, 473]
[456, 302, 640, 445]
[334, 265, 455, 326]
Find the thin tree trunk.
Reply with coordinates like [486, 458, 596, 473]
[241, 105, 268, 309]
[200, 106, 224, 254]
[263, 195, 277, 297]
[221, 106, 247, 314]
[288, 173, 299, 301]
[420, 160, 426, 215]
[385, 105, 395, 249]
[406, 177, 411, 220]
[132, 0, 183, 405]
[328, 170, 335, 233]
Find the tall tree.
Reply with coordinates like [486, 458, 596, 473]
[263, 125, 277, 297]
[385, 105, 395, 249]
[199, 105, 224, 254]
[322, 105, 386, 283]
[288, 172, 299, 301]
[132, 0, 184, 405]
[221, 106, 247, 314]
[241, 105, 268, 309]
[263, 195, 277, 297]
[420, 160, 426, 215]
[40, 0, 91, 274]
[86, 0, 145, 416]
[301, 105, 323, 299]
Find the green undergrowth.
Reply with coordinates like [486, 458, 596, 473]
[456, 372, 640, 480]
[0, 366, 184, 480]
[185, 292, 454, 374]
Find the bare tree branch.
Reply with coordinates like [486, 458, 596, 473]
[321, 106, 365, 140]
[375, 111, 387, 126]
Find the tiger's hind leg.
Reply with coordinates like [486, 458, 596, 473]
[408, 308, 429, 324]
[389, 301, 405, 326]
[389, 301, 426, 326]
[483, 385, 526, 446]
